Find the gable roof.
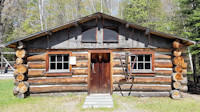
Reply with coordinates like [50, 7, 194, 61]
[5, 12, 195, 48]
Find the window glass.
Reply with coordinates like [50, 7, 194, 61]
[131, 54, 152, 70]
[49, 54, 69, 71]
[103, 28, 118, 42]
[82, 27, 96, 42]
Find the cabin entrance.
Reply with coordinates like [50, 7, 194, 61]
[90, 53, 111, 94]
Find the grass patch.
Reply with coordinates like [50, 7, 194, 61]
[1, 79, 200, 112]
[134, 97, 200, 112]
[0, 79, 43, 108]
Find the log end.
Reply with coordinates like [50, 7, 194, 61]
[170, 90, 181, 99]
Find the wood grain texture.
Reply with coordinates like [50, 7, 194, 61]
[30, 86, 87, 93]
[28, 62, 46, 69]
[155, 62, 173, 68]
[27, 77, 87, 85]
[17, 64, 28, 73]
[114, 85, 171, 91]
[113, 76, 171, 84]
[16, 49, 27, 58]
[27, 54, 46, 61]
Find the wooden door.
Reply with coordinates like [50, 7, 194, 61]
[90, 53, 111, 94]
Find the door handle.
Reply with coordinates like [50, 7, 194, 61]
[91, 63, 96, 74]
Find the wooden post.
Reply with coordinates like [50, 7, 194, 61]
[1, 54, 3, 74]
[171, 40, 188, 99]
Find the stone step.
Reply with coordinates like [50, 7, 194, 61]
[85, 99, 113, 102]
[82, 94, 114, 108]
[86, 96, 112, 98]
[84, 101, 113, 105]
[82, 104, 113, 108]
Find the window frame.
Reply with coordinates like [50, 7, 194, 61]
[46, 51, 72, 73]
[130, 51, 155, 73]
[81, 26, 97, 43]
[103, 26, 119, 43]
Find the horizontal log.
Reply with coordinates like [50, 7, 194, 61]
[155, 70, 173, 75]
[16, 74, 25, 81]
[30, 92, 87, 97]
[71, 54, 88, 60]
[173, 56, 184, 66]
[27, 70, 46, 77]
[155, 62, 173, 68]
[30, 86, 87, 93]
[173, 50, 182, 57]
[13, 87, 19, 96]
[27, 77, 87, 85]
[174, 65, 182, 72]
[113, 91, 170, 97]
[16, 49, 27, 58]
[173, 41, 183, 49]
[17, 93, 28, 98]
[16, 58, 24, 64]
[180, 85, 188, 92]
[113, 76, 171, 84]
[73, 61, 88, 67]
[28, 62, 46, 69]
[17, 64, 28, 74]
[27, 54, 46, 61]
[172, 81, 181, 89]
[170, 90, 181, 99]
[114, 85, 171, 91]
[72, 69, 88, 75]
[182, 69, 187, 75]
[155, 54, 171, 59]
[180, 77, 188, 85]
[182, 62, 187, 69]
[17, 81, 29, 94]
[172, 73, 183, 81]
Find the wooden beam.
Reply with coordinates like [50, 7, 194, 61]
[113, 76, 171, 84]
[27, 77, 87, 85]
[30, 86, 87, 93]
[114, 85, 171, 91]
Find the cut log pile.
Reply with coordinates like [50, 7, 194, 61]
[14, 42, 29, 98]
[170, 40, 188, 99]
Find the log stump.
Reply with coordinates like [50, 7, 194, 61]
[173, 56, 184, 66]
[170, 90, 181, 99]
[172, 73, 183, 81]
[17, 64, 28, 74]
[173, 81, 182, 89]
[17, 81, 29, 94]
[16, 49, 27, 58]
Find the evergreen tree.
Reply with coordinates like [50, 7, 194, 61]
[178, 0, 200, 80]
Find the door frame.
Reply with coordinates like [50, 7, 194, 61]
[88, 50, 113, 95]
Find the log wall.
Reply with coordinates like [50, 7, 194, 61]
[13, 47, 189, 98]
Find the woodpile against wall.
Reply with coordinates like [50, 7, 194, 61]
[14, 42, 29, 98]
[170, 40, 188, 99]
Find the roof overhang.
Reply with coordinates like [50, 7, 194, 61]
[5, 12, 195, 48]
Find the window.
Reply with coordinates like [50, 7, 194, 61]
[103, 27, 118, 42]
[82, 27, 97, 42]
[46, 51, 72, 73]
[130, 51, 154, 72]
[49, 54, 69, 72]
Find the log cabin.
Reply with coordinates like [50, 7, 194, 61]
[5, 12, 195, 99]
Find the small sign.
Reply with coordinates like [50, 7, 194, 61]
[69, 56, 76, 65]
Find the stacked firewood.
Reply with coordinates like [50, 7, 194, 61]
[170, 40, 188, 99]
[13, 42, 29, 98]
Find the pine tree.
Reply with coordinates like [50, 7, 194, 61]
[179, 0, 200, 81]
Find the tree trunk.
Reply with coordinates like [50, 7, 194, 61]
[0, 0, 5, 53]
